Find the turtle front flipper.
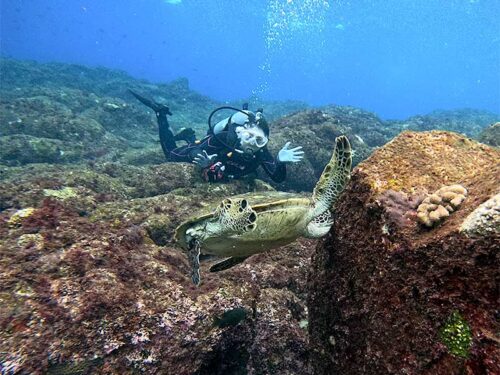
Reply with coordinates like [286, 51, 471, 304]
[304, 210, 334, 238]
[311, 136, 352, 217]
[213, 198, 258, 235]
[187, 238, 202, 286]
[210, 256, 250, 273]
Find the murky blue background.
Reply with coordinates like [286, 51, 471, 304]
[1, 0, 499, 118]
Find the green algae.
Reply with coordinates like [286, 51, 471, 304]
[43, 187, 78, 200]
[439, 311, 473, 358]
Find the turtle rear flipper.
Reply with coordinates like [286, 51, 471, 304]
[214, 198, 258, 235]
[210, 256, 250, 273]
[312, 136, 352, 217]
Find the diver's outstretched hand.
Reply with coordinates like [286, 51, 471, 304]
[193, 150, 218, 168]
[278, 142, 304, 163]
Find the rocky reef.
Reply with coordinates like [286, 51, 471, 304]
[0, 161, 313, 374]
[308, 131, 499, 374]
[1, 57, 499, 374]
[0, 58, 307, 168]
[1, 58, 498, 192]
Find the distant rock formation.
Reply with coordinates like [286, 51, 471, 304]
[478, 122, 500, 147]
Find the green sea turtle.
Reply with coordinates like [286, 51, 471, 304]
[175, 136, 352, 285]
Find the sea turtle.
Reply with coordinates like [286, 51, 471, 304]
[175, 136, 352, 285]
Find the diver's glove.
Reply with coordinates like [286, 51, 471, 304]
[277, 142, 304, 163]
[202, 162, 226, 182]
[193, 150, 218, 168]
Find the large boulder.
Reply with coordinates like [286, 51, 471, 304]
[308, 131, 499, 374]
[264, 109, 375, 192]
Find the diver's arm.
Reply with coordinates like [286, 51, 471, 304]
[260, 147, 286, 183]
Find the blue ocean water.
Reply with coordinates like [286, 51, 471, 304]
[1, 0, 499, 119]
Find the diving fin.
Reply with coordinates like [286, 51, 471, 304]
[210, 256, 250, 273]
[129, 89, 172, 115]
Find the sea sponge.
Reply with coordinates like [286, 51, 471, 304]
[417, 184, 467, 227]
[460, 193, 500, 237]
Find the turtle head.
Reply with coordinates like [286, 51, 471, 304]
[214, 198, 258, 234]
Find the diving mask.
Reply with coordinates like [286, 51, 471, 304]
[235, 124, 269, 154]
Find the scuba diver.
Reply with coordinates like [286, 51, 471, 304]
[130, 90, 304, 183]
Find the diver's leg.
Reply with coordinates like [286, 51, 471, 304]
[174, 127, 196, 143]
[156, 113, 177, 156]
[129, 90, 177, 157]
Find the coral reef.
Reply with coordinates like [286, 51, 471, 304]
[6, 207, 35, 227]
[416, 184, 467, 227]
[1, 57, 499, 374]
[308, 131, 499, 375]
[0, 160, 312, 374]
[0, 58, 308, 169]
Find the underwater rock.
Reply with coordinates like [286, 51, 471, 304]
[416, 184, 468, 227]
[308, 131, 499, 375]
[266, 109, 373, 191]
[478, 122, 500, 147]
[0, 158, 312, 374]
[0, 162, 201, 212]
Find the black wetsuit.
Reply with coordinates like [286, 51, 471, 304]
[158, 110, 286, 182]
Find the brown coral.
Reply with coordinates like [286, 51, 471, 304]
[417, 184, 467, 227]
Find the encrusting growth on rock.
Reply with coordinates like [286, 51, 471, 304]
[417, 184, 467, 227]
[460, 192, 500, 237]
